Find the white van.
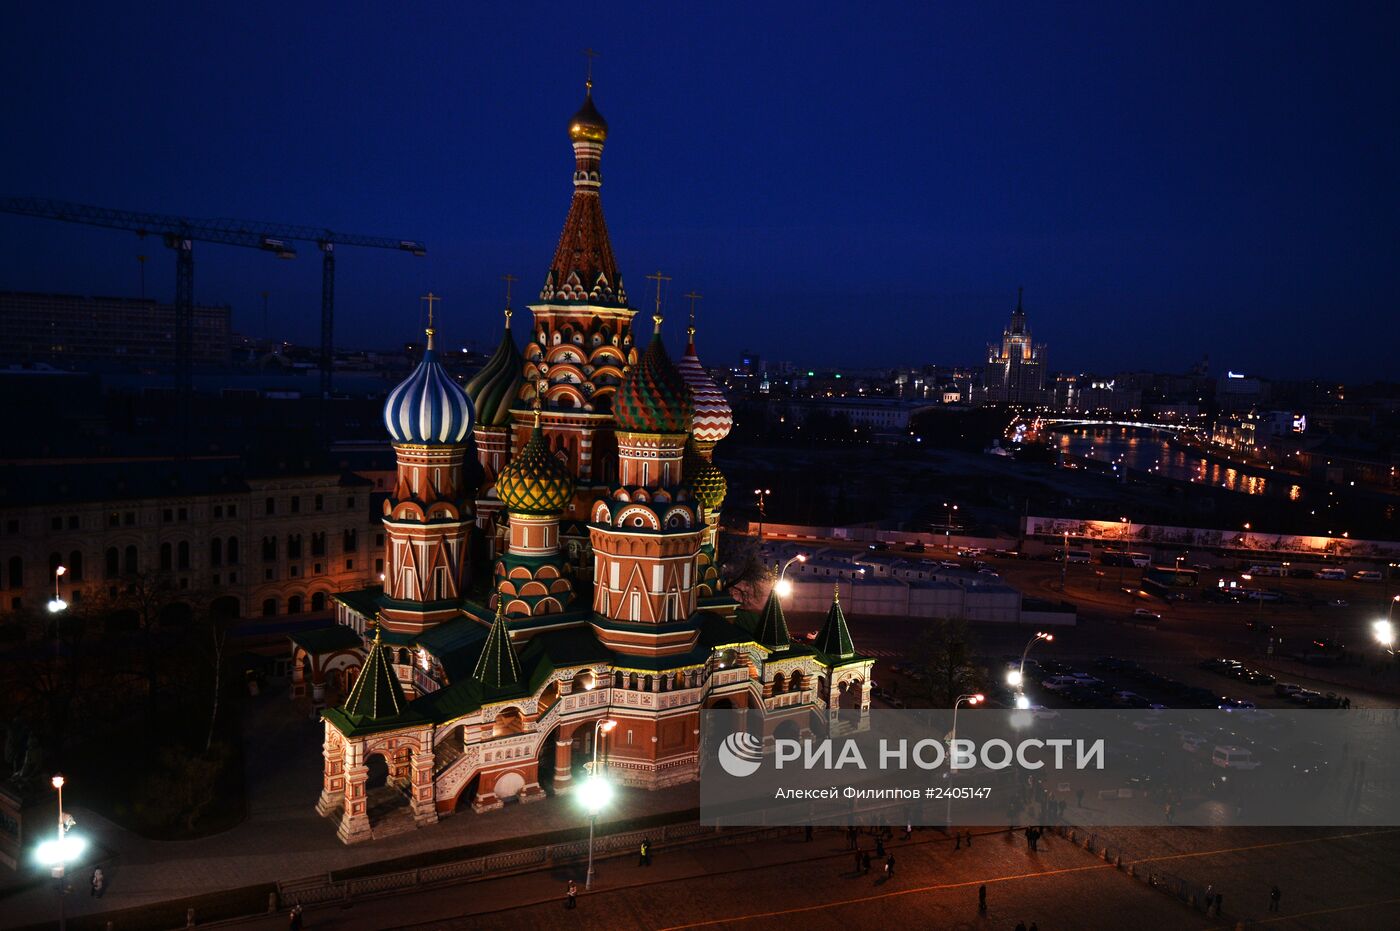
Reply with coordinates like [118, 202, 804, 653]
[1316, 568, 1347, 581]
[1211, 745, 1261, 770]
[1353, 570, 1382, 582]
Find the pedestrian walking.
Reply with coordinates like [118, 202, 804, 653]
[955, 831, 961, 850]
[805, 824, 814, 842]
[965, 830, 973, 847]
[875, 836, 885, 858]
[1024, 827, 1033, 850]
[566, 880, 578, 909]
[288, 905, 304, 931]
[847, 827, 858, 849]
[903, 823, 912, 841]
[862, 851, 872, 875]
[1029, 828, 1040, 852]
[1015, 922, 1027, 931]
[90, 868, 104, 898]
[1269, 884, 1281, 912]
[978, 884, 987, 915]
[639, 838, 652, 867]
[884, 854, 895, 879]
[854, 849, 863, 874]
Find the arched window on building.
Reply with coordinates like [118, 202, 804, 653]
[287, 534, 302, 559]
[311, 591, 326, 612]
[343, 529, 357, 553]
[177, 541, 190, 571]
[227, 537, 239, 565]
[262, 598, 277, 616]
[287, 594, 303, 614]
[262, 537, 276, 562]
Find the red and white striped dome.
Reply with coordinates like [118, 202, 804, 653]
[677, 333, 732, 446]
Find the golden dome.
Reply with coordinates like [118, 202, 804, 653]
[685, 443, 727, 511]
[496, 413, 575, 515]
[569, 90, 608, 143]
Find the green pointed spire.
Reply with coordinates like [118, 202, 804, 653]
[813, 583, 856, 660]
[753, 579, 791, 649]
[342, 622, 407, 722]
[474, 598, 523, 690]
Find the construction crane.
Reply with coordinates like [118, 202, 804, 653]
[0, 197, 426, 401]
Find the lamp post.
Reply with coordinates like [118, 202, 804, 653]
[944, 502, 959, 552]
[1118, 516, 1130, 594]
[754, 488, 771, 541]
[1060, 532, 1070, 590]
[40, 774, 83, 931]
[774, 554, 807, 599]
[48, 565, 67, 614]
[1006, 632, 1053, 693]
[946, 693, 983, 827]
[582, 718, 617, 890]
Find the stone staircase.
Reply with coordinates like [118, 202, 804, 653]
[433, 739, 464, 777]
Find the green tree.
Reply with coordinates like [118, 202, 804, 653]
[910, 618, 984, 707]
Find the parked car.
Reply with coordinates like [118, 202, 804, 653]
[1211, 745, 1262, 770]
[1274, 682, 1302, 698]
[1244, 670, 1276, 686]
[1218, 697, 1257, 711]
[1041, 676, 1082, 691]
[1133, 608, 1162, 619]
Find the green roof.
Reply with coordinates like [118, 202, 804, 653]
[473, 603, 523, 691]
[326, 627, 421, 736]
[812, 587, 859, 662]
[752, 589, 790, 648]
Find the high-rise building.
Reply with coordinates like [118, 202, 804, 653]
[976, 289, 1047, 406]
[300, 85, 872, 844]
[0, 291, 231, 369]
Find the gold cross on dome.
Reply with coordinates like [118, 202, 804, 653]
[583, 48, 599, 91]
[684, 291, 702, 335]
[421, 291, 440, 330]
[645, 270, 671, 327]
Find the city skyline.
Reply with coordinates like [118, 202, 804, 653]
[3, 3, 1397, 379]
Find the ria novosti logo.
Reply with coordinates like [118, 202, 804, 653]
[717, 732, 765, 777]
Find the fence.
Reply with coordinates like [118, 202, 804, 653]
[275, 820, 794, 910]
[1054, 825, 1220, 920]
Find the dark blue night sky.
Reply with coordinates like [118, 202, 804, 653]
[3, 2, 1397, 379]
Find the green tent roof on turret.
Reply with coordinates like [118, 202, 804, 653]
[474, 598, 523, 690]
[753, 583, 791, 649]
[323, 622, 422, 736]
[812, 583, 859, 662]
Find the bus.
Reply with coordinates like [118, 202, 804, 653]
[1102, 550, 1151, 568]
[1064, 549, 1093, 564]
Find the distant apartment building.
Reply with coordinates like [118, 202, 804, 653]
[787, 397, 938, 436]
[1051, 374, 1142, 414]
[975, 289, 1047, 406]
[0, 291, 232, 368]
[0, 458, 378, 621]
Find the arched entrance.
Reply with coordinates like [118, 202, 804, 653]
[363, 751, 412, 834]
[537, 725, 559, 793]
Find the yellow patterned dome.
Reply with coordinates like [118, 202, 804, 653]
[497, 413, 575, 515]
[685, 443, 727, 511]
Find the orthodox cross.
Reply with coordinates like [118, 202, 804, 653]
[684, 290, 702, 338]
[645, 270, 671, 327]
[583, 48, 599, 92]
[421, 291, 440, 330]
[501, 273, 518, 325]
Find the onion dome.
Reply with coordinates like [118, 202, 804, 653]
[615, 317, 693, 434]
[496, 410, 575, 514]
[384, 326, 474, 444]
[569, 89, 609, 143]
[465, 309, 524, 428]
[685, 442, 727, 510]
[677, 328, 733, 447]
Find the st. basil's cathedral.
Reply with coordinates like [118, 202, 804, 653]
[292, 83, 872, 844]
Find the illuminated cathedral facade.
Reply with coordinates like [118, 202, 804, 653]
[292, 84, 871, 844]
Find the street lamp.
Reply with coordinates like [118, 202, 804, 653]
[754, 488, 772, 541]
[48, 565, 67, 614]
[581, 718, 618, 890]
[774, 554, 807, 598]
[1118, 516, 1130, 594]
[37, 774, 83, 931]
[1007, 631, 1053, 689]
[943, 502, 959, 552]
[1060, 532, 1070, 590]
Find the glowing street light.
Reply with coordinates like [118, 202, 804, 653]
[1007, 631, 1053, 698]
[48, 565, 67, 614]
[754, 488, 772, 540]
[39, 773, 82, 931]
[774, 554, 807, 598]
[581, 718, 618, 890]
[1374, 619, 1396, 653]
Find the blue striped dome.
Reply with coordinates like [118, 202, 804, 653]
[383, 332, 474, 444]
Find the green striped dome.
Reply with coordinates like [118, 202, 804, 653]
[496, 415, 575, 514]
[465, 314, 524, 428]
